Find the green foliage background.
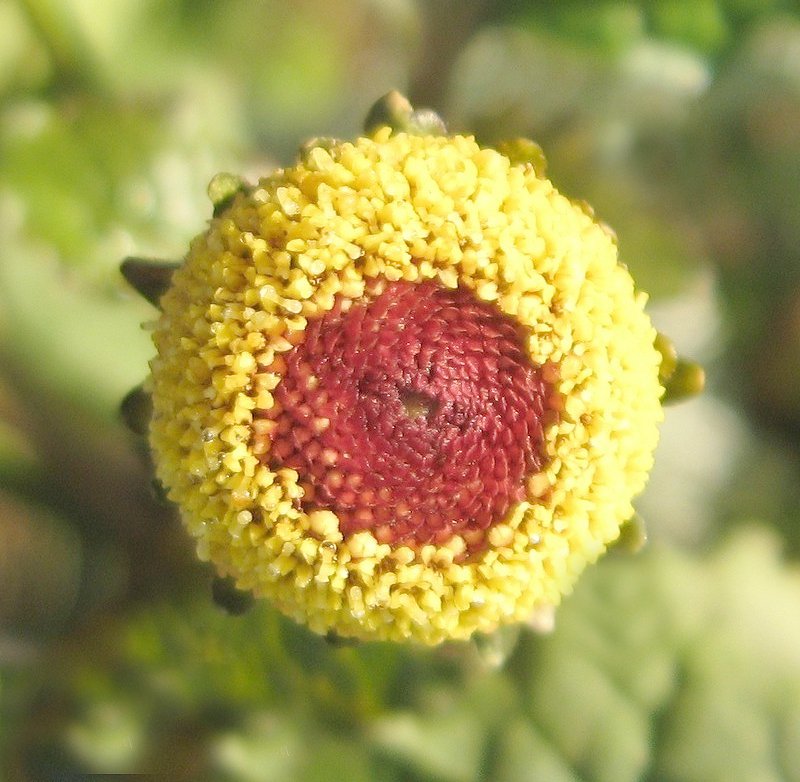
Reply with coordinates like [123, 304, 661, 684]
[1, 1, 800, 780]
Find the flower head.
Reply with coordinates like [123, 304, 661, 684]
[145, 109, 665, 644]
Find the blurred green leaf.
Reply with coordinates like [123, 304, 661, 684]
[370, 708, 484, 782]
[8, 526, 800, 780]
[0, 245, 154, 419]
[0, 492, 82, 640]
[0, 100, 164, 263]
[490, 717, 578, 782]
[64, 698, 147, 773]
[210, 714, 303, 782]
[0, 2, 799, 781]
[0, 0, 49, 95]
[521, 528, 800, 782]
[300, 735, 374, 782]
[0, 379, 38, 483]
[650, 0, 730, 54]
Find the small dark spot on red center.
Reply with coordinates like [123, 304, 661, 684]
[400, 390, 438, 420]
[258, 278, 557, 551]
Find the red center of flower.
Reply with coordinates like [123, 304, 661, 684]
[261, 278, 554, 550]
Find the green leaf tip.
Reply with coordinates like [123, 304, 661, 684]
[120, 383, 152, 436]
[496, 137, 548, 177]
[121, 257, 181, 308]
[655, 331, 704, 405]
[363, 91, 447, 137]
[207, 172, 247, 216]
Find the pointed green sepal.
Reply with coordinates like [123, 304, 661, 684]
[149, 478, 171, 507]
[207, 172, 247, 216]
[324, 630, 360, 647]
[120, 383, 152, 436]
[471, 624, 522, 669]
[211, 576, 255, 616]
[614, 513, 648, 554]
[301, 136, 342, 155]
[121, 257, 181, 307]
[655, 331, 679, 384]
[496, 138, 548, 177]
[524, 605, 556, 634]
[662, 359, 706, 405]
[654, 331, 704, 404]
[364, 90, 447, 136]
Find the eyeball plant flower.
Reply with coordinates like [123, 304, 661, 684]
[123, 92, 702, 645]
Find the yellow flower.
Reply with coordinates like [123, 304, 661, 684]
[147, 123, 664, 644]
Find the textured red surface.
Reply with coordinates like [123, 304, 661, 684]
[261, 279, 553, 549]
